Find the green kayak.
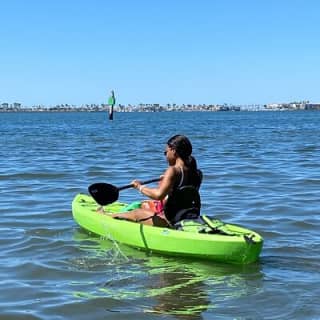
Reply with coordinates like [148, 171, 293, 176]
[72, 194, 263, 264]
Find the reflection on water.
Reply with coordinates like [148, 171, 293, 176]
[143, 268, 209, 319]
[71, 230, 263, 318]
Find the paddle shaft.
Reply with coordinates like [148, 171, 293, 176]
[118, 178, 160, 191]
[88, 177, 161, 206]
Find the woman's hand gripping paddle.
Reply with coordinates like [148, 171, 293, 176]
[88, 178, 160, 206]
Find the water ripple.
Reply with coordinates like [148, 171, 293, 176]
[0, 111, 320, 319]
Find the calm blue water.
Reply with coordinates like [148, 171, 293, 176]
[0, 111, 319, 319]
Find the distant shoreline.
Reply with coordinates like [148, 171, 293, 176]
[1, 103, 320, 112]
[0, 109, 319, 113]
[0, 108, 319, 113]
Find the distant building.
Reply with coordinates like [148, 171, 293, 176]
[13, 102, 21, 108]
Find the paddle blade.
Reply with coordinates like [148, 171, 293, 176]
[88, 183, 119, 206]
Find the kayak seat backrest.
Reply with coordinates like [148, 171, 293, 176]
[164, 185, 201, 225]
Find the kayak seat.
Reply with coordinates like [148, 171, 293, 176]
[165, 185, 201, 225]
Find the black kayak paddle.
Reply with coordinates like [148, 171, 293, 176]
[88, 178, 160, 206]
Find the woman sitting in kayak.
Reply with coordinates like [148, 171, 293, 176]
[111, 134, 202, 227]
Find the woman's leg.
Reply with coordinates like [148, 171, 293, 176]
[111, 208, 155, 225]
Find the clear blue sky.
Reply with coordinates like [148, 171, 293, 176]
[1, 0, 319, 106]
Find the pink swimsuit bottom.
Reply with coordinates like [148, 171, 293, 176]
[141, 200, 168, 223]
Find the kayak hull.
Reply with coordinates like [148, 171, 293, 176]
[72, 194, 263, 264]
